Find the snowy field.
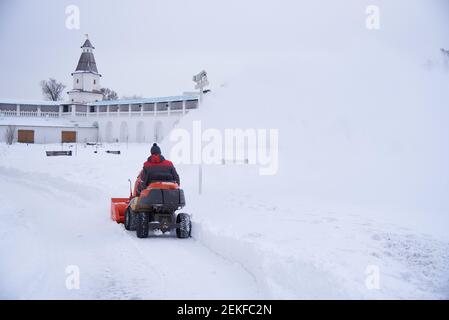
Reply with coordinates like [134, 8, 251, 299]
[1, 0, 449, 300]
[0, 142, 448, 299]
[0, 143, 261, 299]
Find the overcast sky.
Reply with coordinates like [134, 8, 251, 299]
[0, 0, 448, 100]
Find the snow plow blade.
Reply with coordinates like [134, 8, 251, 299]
[110, 198, 129, 224]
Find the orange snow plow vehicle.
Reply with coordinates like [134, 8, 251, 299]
[111, 171, 191, 239]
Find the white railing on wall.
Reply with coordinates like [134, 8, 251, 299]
[0, 111, 60, 118]
[0, 110, 18, 117]
[0, 105, 197, 119]
[41, 112, 59, 118]
[20, 111, 38, 117]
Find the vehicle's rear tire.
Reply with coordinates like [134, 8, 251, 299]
[136, 212, 149, 238]
[124, 207, 137, 231]
[176, 213, 191, 239]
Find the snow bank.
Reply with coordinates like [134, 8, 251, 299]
[173, 49, 449, 234]
[0, 144, 261, 299]
[167, 0, 449, 298]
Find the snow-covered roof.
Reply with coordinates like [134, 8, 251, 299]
[0, 94, 200, 107]
[0, 116, 97, 128]
[88, 94, 199, 106]
[0, 99, 61, 106]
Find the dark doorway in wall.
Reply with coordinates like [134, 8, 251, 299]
[18, 130, 34, 143]
[61, 131, 77, 143]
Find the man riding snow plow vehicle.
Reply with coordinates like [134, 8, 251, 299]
[110, 143, 191, 239]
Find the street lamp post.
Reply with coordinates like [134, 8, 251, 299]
[192, 70, 209, 104]
[192, 70, 209, 195]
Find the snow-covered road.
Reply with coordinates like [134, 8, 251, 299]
[1, 143, 448, 299]
[0, 146, 260, 299]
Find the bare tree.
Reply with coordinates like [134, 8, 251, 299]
[100, 88, 118, 101]
[40, 78, 66, 101]
[4, 125, 16, 145]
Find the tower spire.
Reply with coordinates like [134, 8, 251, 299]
[67, 36, 103, 103]
[80, 35, 95, 50]
[76, 37, 98, 72]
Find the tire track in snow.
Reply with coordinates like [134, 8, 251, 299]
[0, 166, 99, 202]
[0, 166, 166, 299]
[111, 227, 167, 299]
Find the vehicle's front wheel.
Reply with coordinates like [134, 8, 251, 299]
[136, 212, 149, 238]
[176, 213, 191, 239]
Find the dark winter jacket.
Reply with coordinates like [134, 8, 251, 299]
[138, 154, 180, 194]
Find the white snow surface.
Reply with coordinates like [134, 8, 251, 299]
[0, 144, 261, 299]
[0, 143, 448, 299]
[1, 0, 449, 299]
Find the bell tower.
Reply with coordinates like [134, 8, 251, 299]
[67, 35, 103, 104]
